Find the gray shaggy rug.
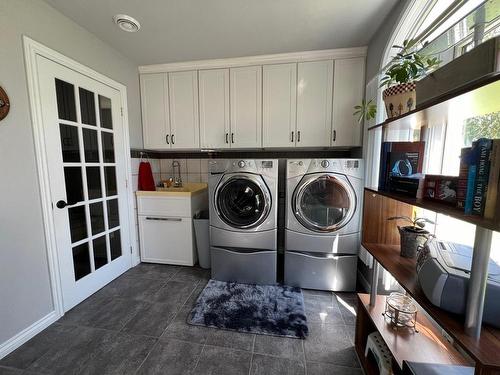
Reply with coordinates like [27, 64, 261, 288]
[187, 279, 308, 338]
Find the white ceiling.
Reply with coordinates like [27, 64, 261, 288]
[44, 0, 398, 65]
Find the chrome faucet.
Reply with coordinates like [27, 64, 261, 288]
[172, 160, 182, 187]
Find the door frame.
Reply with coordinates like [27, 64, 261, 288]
[23, 36, 138, 319]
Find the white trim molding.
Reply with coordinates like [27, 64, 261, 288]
[139, 46, 368, 73]
[0, 312, 58, 359]
[19, 35, 137, 352]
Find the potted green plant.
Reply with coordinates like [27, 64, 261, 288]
[353, 99, 377, 124]
[381, 39, 440, 118]
[388, 214, 435, 258]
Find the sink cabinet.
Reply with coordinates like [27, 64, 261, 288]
[136, 186, 208, 266]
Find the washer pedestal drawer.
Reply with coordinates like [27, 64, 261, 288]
[211, 247, 276, 285]
[284, 251, 357, 291]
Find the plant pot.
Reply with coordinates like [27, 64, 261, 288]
[383, 82, 416, 118]
[397, 225, 429, 258]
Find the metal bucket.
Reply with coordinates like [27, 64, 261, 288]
[398, 226, 429, 258]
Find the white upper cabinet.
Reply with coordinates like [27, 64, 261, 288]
[332, 57, 365, 147]
[262, 63, 297, 148]
[230, 66, 262, 148]
[140, 73, 169, 149]
[168, 71, 200, 149]
[139, 49, 366, 150]
[199, 69, 230, 149]
[296, 60, 333, 148]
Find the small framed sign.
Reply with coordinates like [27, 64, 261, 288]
[0, 86, 10, 121]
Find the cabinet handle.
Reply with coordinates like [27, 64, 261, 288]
[231, 133, 234, 143]
[166, 135, 169, 144]
[333, 130, 337, 142]
[171, 134, 175, 144]
[297, 131, 301, 142]
[145, 217, 182, 222]
[291, 131, 294, 142]
[225, 133, 228, 144]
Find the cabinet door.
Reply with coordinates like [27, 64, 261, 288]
[230, 66, 262, 148]
[138, 216, 195, 266]
[296, 60, 333, 147]
[140, 73, 170, 149]
[263, 63, 297, 148]
[168, 71, 200, 149]
[332, 57, 365, 147]
[199, 69, 230, 149]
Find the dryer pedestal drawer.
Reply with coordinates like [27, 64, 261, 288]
[285, 229, 359, 254]
[211, 247, 276, 285]
[284, 251, 357, 291]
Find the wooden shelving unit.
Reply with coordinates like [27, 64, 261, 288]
[357, 37, 500, 374]
[355, 293, 470, 374]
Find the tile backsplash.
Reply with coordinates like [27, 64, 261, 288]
[131, 157, 209, 190]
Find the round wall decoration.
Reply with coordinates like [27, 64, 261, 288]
[0, 86, 10, 121]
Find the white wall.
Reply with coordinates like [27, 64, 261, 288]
[0, 0, 142, 348]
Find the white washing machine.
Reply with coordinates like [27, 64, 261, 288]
[209, 159, 278, 284]
[285, 159, 363, 291]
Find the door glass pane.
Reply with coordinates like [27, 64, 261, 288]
[55, 79, 77, 122]
[68, 205, 87, 243]
[99, 95, 113, 129]
[298, 176, 351, 229]
[59, 124, 80, 162]
[83, 128, 99, 162]
[109, 230, 122, 260]
[64, 167, 83, 204]
[72, 243, 91, 281]
[89, 202, 105, 235]
[93, 235, 108, 270]
[104, 167, 117, 196]
[86, 167, 102, 200]
[101, 132, 115, 163]
[217, 178, 267, 227]
[107, 199, 119, 229]
[79, 88, 96, 126]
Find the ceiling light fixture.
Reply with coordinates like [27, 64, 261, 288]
[113, 14, 141, 32]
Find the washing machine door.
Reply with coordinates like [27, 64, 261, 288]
[215, 174, 272, 229]
[293, 173, 355, 232]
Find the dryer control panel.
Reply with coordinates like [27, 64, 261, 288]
[287, 159, 363, 179]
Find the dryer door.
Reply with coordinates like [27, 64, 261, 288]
[293, 173, 355, 232]
[215, 174, 272, 229]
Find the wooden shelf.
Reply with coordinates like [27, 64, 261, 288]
[365, 187, 500, 232]
[362, 241, 500, 371]
[356, 293, 469, 370]
[368, 74, 500, 132]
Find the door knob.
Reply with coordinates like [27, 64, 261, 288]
[56, 200, 77, 209]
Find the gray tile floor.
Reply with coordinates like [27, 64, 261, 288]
[0, 263, 362, 375]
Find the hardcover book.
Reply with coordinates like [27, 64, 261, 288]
[379, 141, 425, 191]
[484, 139, 500, 220]
[472, 138, 492, 216]
[457, 147, 471, 209]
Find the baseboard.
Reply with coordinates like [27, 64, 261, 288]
[0, 310, 59, 360]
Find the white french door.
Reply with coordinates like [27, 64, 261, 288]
[36, 55, 131, 311]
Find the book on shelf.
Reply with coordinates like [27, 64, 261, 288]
[459, 138, 500, 219]
[378, 141, 425, 193]
[485, 139, 500, 220]
[464, 138, 493, 216]
[457, 147, 471, 209]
